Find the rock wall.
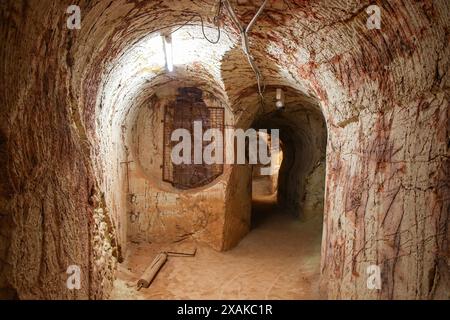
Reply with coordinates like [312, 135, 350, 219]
[303, 161, 326, 221]
[0, 0, 448, 299]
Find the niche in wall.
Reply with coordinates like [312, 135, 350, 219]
[162, 87, 224, 190]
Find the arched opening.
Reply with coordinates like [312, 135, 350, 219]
[251, 104, 327, 222]
[93, 28, 235, 251]
[3, 0, 448, 301]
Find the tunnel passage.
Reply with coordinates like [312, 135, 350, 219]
[250, 88, 327, 221]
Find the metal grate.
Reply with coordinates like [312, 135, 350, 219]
[163, 87, 224, 189]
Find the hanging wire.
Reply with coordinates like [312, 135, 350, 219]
[223, 0, 268, 107]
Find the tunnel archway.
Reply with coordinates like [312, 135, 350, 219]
[245, 85, 327, 243]
[2, 0, 448, 300]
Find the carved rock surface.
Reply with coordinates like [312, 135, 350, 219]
[0, 0, 448, 299]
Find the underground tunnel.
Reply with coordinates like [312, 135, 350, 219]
[0, 0, 449, 301]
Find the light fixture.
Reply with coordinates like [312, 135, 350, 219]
[275, 88, 285, 110]
[162, 34, 173, 72]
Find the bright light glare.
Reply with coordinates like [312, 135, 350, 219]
[163, 34, 174, 72]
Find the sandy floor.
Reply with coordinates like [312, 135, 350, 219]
[110, 196, 324, 300]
